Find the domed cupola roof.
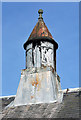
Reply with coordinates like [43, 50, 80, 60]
[24, 9, 58, 50]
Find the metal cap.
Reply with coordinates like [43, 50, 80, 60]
[38, 9, 43, 19]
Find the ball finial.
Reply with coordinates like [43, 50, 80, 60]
[38, 9, 43, 19]
[38, 9, 43, 14]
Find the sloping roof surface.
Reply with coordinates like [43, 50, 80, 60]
[28, 19, 53, 41]
[1, 89, 81, 119]
[24, 10, 58, 50]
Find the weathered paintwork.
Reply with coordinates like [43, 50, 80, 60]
[13, 67, 63, 106]
[12, 10, 63, 107]
[24, 13, 58, 50]
[26, 41, 54, 69]
[28, 19, 53, 41]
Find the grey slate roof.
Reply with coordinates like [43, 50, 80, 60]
[0, 89, 81, 119]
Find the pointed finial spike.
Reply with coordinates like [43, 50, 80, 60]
[38, 9, 43, 19]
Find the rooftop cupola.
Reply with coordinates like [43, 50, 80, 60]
[24, 9, 58, 49]
[12, 9, 63, 107]
[24, 9, 58, 71]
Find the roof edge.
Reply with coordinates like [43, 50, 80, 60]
[24, 37, 58, 50]
[63, 87, 81, 93]
[1, 87, 81, 99]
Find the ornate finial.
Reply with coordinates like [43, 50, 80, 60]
[38, 9, 43, 19]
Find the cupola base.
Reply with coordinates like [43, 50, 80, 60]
[12, 67, 63, 107]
